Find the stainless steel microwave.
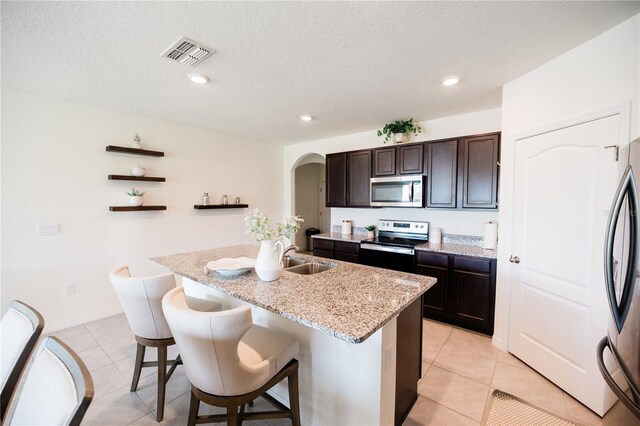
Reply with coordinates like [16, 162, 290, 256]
[370, 175, 424, 207]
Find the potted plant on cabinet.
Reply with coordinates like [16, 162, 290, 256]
[377, 118, 422, 144]
[127, 188, 145, 206]
[366, 225, 376, 239]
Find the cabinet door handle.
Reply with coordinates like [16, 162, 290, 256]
[509, 255, 520, 264]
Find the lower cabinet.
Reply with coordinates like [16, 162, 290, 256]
[312, 238, 360, 263]
[417, 251, 496, 335]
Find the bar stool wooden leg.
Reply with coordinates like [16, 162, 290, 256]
[187, 391, 199, 426]
[130, 343, 146, 391]
[227, 405, 239, 426]
[156, 345, 167, 421]
[289, 368, 301, 426]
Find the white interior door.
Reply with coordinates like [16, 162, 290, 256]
[508, 114, 622, 415]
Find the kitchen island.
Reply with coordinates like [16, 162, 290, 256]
[150, 244, 436, 425]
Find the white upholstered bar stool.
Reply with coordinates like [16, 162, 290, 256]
[0, 300, 45, 420]
[162, 287, 301, 426]
[5, 336, 93, 426]
[109, 266, 181, 421]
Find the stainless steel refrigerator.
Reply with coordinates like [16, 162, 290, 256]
[598, 138, 640, 419]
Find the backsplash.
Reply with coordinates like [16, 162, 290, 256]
[331, 225, 488, 247]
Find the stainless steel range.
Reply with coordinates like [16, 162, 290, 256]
[359, 219, 429, 273]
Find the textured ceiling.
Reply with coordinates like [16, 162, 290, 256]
[1, 1, 638, 145]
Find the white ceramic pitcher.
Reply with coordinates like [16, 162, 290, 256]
[255, 239, 284, 281]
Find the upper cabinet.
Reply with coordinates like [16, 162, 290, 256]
[347, 150, 372, 207]
[373, 147, 396, 176]
[398, 143, 424, 175]
[426, 139, 458, 208]
[372, 144, 424, 177]
[326, 153, 347, 207]
[461, 134, 500, 209]
[326, 131, 500, 209]
[326, 150, 372, 207]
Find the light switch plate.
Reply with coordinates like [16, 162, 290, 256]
[37, 223, 60, 236]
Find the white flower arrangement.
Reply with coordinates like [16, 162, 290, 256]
[245, 209, 304, 241]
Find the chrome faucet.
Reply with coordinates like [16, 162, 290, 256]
[280, 245, 300, 263]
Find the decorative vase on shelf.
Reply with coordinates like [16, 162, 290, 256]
[131, 165, 146, 177]
[254, 239, 284, 282]
[367, 230, 375, 239]
[129, 196, 143, 207]
[393, 133, 405, 144]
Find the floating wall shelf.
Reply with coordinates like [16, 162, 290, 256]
[106, 145, 164, 157]
[108, 175, 166, 182]
[109, 206, 167, 212]
[194, 204, 249, 210]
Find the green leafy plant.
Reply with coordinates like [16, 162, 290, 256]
[376, 118, 422, 143]
[245, 209, 304, 241]
[127, 188, 145, 197]
[133, 133, 142, 143]
[365, 225, 376, 231]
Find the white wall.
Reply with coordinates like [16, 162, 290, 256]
[494, 14, 640, 349]
[1, 88, 283, 331]
[283, 108, 502, 236]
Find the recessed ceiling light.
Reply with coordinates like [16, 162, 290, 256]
[300, 115, 313, 122]
[188, 73, 210, 84]
[441, 76, 460, 86]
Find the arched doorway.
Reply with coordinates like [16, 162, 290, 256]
[292, 153, 329, 252]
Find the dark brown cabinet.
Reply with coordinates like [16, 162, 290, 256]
[426, 139, 458, 208]
[373, 147, 396, 176]
[326, 132, 499, 210]
[312, 238, 360, 263]
[417, 251, 496, 335]
[461, 134, 500, 208]
[398, 143, 424, 175]
[372, 143, 424, 177]
[347, 150, 372, 207]
[326, 153, 347, 207]
[325, 150, 371, 207]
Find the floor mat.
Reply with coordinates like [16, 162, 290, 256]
[481, 389, 582, 426]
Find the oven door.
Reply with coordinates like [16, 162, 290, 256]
[359, 243, 416, 273]
[370, 175, 423, 207]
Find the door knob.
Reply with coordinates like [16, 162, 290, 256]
[509, 255, 520, 264]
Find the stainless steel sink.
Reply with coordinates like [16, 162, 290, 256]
[285, 262, 336, 275]
[282, 257, 307, 268]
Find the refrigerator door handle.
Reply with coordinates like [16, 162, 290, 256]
[604, 165, 639, 332]
[597, 336, 640, 419]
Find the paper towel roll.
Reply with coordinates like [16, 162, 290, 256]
[341, 220, 352, 235]
[483, 222, 498, 250]
[431, 228, 442, 244]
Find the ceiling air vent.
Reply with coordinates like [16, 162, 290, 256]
[161, 37, 215, 67]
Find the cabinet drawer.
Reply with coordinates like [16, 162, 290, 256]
[335, 252, 359, 263]
[416, 251, 449, 268]
[313, 239, 335, 251]
[335, 241, 360, 254]
[453, 256, 492, 274]
[313, 249, 334, 259]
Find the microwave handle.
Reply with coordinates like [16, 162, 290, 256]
[409, 182, 415, 202]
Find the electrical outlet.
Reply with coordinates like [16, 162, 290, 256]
[37, 223, 61, 236]
[461, 221, 469, 230]
[65, 284, 76, 295]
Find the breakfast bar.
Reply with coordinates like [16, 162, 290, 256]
[150, 244, 436, 425]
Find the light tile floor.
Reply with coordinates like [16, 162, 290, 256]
[46, 315, 638, 425]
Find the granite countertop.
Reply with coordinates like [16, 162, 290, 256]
[311, 232, 368, 243]
[415, 243, 497, 259]
[313, 232, 497, 259]
[150, 245, 436, 344]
